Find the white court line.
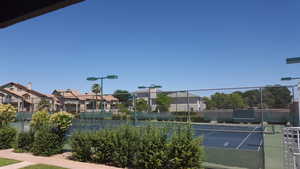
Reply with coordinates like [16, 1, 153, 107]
[236, 126, 258, 149]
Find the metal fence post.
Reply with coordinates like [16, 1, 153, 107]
[260, 87, 266, 169]
[187, 89, 190, 122]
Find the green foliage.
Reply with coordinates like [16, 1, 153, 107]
[0, 104, 17, 127]
[29, 111, 73, 156]
[113, 90, 132, 106]
[167, 126, 204, 169]
[135, 126, 169, 169]
[117, 103, 130, 114]
[91, 84, 101, 111]
[32, 127, 63, 156]
[230, 93, 246, 109]
[50, 111, 74, 135]
[204, 86, 292, 110]
[70, 132, 94, 162]
[0, 126, 17, 149]
[91, 84, 101, 94]
[70, 125, 204, 169]
[263, 86, 292, 108]
[156, 93, 172, 112]
[135, 99, 148, 112]
[242, 90, 260, 108]
[204, 92, 246, 110]
[14, 131, 34, 152]
[38, 99, 51, 111]
[30, 110, 50, 131]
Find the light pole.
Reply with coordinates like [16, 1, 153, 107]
[281, 77, 300, 126]
[138, 84, 162, 113]
[87, 75, 118, 112]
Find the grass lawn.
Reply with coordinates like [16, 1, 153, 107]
[264, 125, 284, 169]
[21, 164, 68, 169]
[0, 157, 21, 167]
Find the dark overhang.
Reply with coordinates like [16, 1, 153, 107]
[0, 0, 85, 29]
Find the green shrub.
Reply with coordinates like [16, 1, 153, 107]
[32, 127, 63, 156]
[70, 125, 204, 169]
[30, 110, 50, 131]
[91, 130, 115, 164]
[167, 126, 204, 169]
[50, 111, 74, 135]
[135, 126, 169, 169]
[0, 104, 17, 127]
[0, 126, 17, 149]
[14, 131, 34, 152]
[70, 131, 94, 162]
[110, 126, 140, 168]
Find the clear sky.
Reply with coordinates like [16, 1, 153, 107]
[1, 0, 300, 94]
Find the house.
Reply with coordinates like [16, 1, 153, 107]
[52, 90, 118, 113]
[134, 88, 160, 111]
[167, 91, 206, 112]
[134, 89, 206, 112]
[0, 82, 54, 112]
[0, 82, 119, 113]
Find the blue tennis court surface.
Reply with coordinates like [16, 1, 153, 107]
[192, 124, 263, 150]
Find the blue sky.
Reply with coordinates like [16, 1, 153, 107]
[1, 0, 300, 94]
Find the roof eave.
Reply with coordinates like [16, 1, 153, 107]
[0, 0, 85, 28]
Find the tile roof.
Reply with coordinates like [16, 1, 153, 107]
[53, 90, 118, 102]
[0, 82, 50, 98]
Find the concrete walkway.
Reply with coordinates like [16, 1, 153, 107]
[0, 161, 35, 169]
[0, 149, 121, 169]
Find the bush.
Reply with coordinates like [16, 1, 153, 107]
[135, 126, 169, 169]
[70, 125, 204, 169]
[0, 104, 17, 127]
[50, 111, 74, 136]
[0, 126, 17, 149]
[32, 127, 63, 156]
[30, 110, 50, 131]
[70, 131, 94, 162]
[14, 131, 34, 152]
[167, 126, 204, 169]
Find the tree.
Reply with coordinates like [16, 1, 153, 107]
[135, 99, 148, 112]
[263, 86, 292, 108]
[203, 92, 246, 110]
[156, 93, 172, 112]
[210, 93, 231, 109]
[202, 96, 216, 110]
[113, 90, 132, 107]
[229, 93, 246, 109]
[242, 90, 260, 108]
[0, 104, 17, 127]
[38, 99, 51, 111]
[117, 103, 130, 114]
[91, 84, 101, 111]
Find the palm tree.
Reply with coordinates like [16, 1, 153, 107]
[91, 84, 101, 112]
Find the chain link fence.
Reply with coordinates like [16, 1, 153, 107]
[10, 84, 298, 169]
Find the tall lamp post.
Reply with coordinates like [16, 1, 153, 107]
[138, 84, 162, 113]
[87, 75, 118, 112]
[281, 77, 300, 126]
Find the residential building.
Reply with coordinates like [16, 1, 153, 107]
[0, 82, 119, 113]
[134, 89, 206, 112]
[0, 82, 55, 112]
[52, 90, 118, 113]
[167, 91, 206, 112]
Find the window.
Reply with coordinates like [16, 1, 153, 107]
[23, 94, 30, 100]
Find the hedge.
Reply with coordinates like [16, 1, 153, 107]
[71, 125, 204, 169]
[0, 126, 17, 149]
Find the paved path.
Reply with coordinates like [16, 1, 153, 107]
[0, 149, 121, 169]
[0, 161, 35, 169]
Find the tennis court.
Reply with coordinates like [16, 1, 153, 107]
[192, 124, 263, 150]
